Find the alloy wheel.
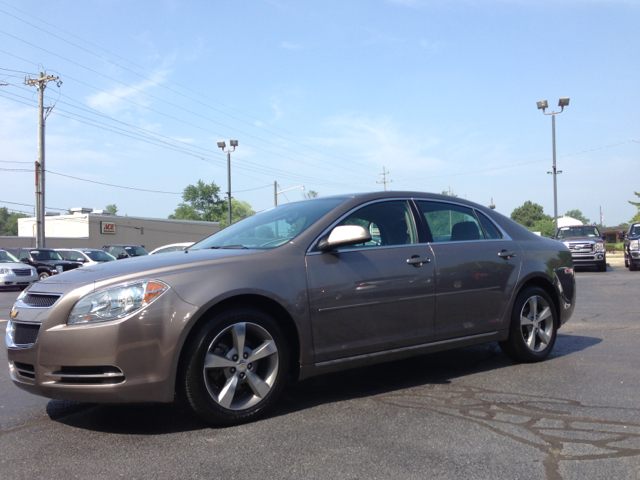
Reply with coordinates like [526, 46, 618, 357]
[519, 295, 554, 353]
[202, 322, 279, 411]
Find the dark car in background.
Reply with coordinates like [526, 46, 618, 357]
[102, 244, 149, 260]
[554, 225, 607, 272]
[4, 248, 82, 280]
[624, 222, 640, 271]
[7, 192, 575, 426]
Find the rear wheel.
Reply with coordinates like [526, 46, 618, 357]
[499, 286, 557, 363]
[179, 308, 289, 426]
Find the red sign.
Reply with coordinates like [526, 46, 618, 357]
[101, 221, 116, 234]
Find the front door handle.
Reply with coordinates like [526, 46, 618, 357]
[498, 250, 516, 259]
[407, 255, 431, 267]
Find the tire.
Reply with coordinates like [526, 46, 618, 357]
[630, 261, 638, 272]
[625, 255, 629, 268]
[178, 308, 290, 426]
[597, 260, 607, 272]
[499, 286, 557, 363]
[38, 272, 50, 281]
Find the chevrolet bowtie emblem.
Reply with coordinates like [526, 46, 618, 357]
[10, 306, 18, 319]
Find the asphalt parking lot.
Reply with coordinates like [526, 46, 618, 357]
[1, 266, 640, 480]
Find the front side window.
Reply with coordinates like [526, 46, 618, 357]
[124, 246, 148, 257]
[337, 201, 417, 248]
[69, 251, 85, 262]
[19, 251, 29, 260]
[31, 250, 63, 261]
[111, 247, 127, 257]
[417, 202, 484, 243]
[85, 251, 116, 261]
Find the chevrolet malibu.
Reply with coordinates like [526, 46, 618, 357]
[6, 192, 575, 425]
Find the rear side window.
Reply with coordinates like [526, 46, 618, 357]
[416, 201, 483, 243]
[476, 212, 503, 239]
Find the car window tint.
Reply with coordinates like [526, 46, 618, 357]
[70, 252, 84, 261]
[476, 212, 503, 239]
[19, 251, 29, 260]
[111, 247, 127, 256]
[337, 201, 417, 248]
[417, 201, 484, 242]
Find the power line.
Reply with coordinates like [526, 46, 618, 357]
[0, 2, 380, 174]
[0, 29, 377, 181]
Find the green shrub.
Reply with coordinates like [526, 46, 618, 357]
[606, 243, 624, 252]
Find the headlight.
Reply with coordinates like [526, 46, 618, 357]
[56, 265, 63, 273]
[67, 280, 168, 325]
[594, 243, 605, 252]
[631, 240, 639, 251]
[0, 268, 12, 274]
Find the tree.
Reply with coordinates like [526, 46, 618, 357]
[441, 189, 458, 197]
[564, 209, 590, 224]
[510, 201, 551, 229]
[304, 190, 320, 199]
[629, 192, 640, 223]
[531, 218, 555, 237]
[106, 204, 118, 215]
[168, 180, 254, 227]
[0, 207, 28, 236]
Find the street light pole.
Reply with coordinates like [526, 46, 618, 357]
[537, 98, 570, 235]
[217, 140, 238, 226]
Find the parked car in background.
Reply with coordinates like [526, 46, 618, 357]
[149, 242, 195, 255]
[7, 192, 575, 426]
[4, 248, 82, 280]
[0, 249, 38, 290]
[623, 222, 640, 271]
[102, 244, 149, 260]
[56, 249, 117, 267]
[554, 225, 607, 272]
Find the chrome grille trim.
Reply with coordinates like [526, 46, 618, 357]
[11, 269, 32, 276]
[19, 292, 62, 308]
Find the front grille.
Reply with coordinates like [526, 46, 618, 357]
[14, 322, 40, 346]
[11, 269, 32, 276]
[13, 362, 35, 379]
[61, 264, 78, 272]
[568, 243, 593, 253]
[22, 293, 61, 308]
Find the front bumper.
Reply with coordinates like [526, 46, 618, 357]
[6, 288, 198, 404]
[571, 252, 606, 267]
[0, 272, 38, 289]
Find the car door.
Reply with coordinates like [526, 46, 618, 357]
[306, 200, 436, 362]
[415, 201, 521, 341]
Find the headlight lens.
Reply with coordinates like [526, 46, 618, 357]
[56, 265, 63, 273]
[67, 280, 168, 325]
[594, 242, 605, 252]
[0, 268, 12, 274]
[631, 240, 639, 251]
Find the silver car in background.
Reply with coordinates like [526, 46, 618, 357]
[55, 249, 117, 267]
[6, 192, 575, 425]
[0, 250, 38, 290]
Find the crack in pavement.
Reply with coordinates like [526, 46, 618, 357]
[375, 384, 640, 480]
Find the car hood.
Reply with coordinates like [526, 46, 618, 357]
[30, 248, 261, 293]
[0, 262, 29, 270]
[558, 236, 600, 243]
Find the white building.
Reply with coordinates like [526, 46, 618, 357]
[0, 208, 219, 251]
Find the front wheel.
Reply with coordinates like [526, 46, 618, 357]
[179, 308, 290, 426]
[499, 287, 557, 363]
[38, 272, 50, 281]
[630, 261, 638, 272]
[597, 260, 607, 272]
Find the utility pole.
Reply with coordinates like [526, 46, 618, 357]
[274, 181, 278, 206]
[377, 166, 392, 191]
[24, 71, 60, 248]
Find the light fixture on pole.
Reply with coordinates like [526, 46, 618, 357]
[274, 184, 305, 206]
[217, 140, 238, 226]
[537, 97, 569, 235]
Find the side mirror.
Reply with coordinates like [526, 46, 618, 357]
[20, 258, 29, 263]
[317, 225, 372, 252]
[601, 234, 606, 240]
[77, 258, 86, 263]
[117, 253, 128, 259]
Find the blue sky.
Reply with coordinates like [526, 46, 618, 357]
[1, 0, 638, 225]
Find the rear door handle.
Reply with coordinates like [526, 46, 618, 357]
[407, 255, 431, 266]
[498, 250, 516, 259]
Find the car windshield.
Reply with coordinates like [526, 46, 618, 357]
[0, 251, 19, 263]
[31, 250, 64, 261]
[85, 251, 116, 261]
[191, 197, 348, 250]
[123, 246, 148, 257]
[630, 225, 640, 236]
[557, 226, 600, 239]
